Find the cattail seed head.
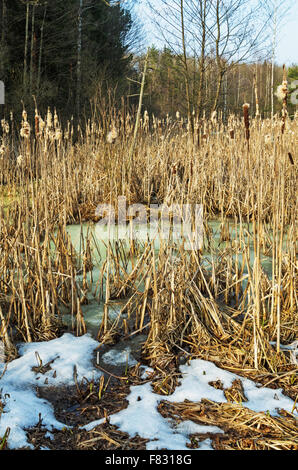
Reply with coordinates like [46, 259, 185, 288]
[20, 120, 31, 138]
[275, 81, 288, 102]
[17, 154, 24, 166]
[54, 109, 59, 128]
[55, 129, 62, 141]
[47, 108, 53, 129]
[1, 119, 9, 134]
[106, 125, 118, 144]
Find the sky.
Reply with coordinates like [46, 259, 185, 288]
[136, 1, 298, 66]
[276, 4, 298, 65]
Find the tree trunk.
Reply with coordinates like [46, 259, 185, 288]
[37, 3, 47, 97]
[212, 70, 224, 113]
[197, 0, 207, 118]
[180, 0, 193, 136]
[76, 0, 83, 120]
[212, 0, 224, 113]
[271, 0, 277, 119]
[29, 4, 36, 96]
[0, 0, 6, 76]
[23, 1, 30, 95]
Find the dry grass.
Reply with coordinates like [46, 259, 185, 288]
[158, 399, 298, 450]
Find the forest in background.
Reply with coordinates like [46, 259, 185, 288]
[0, 0, 137, 121]
[0, 0, 297, 124]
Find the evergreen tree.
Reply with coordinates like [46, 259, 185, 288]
[0, 0, 135, 121]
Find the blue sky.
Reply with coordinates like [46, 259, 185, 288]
[276, 4, 298, 65]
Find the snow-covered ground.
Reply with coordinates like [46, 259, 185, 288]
[82, 358, 297, 450]
[0, 334, 100, 449]
[0, 333, 296, 450]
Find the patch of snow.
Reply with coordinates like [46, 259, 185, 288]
[197, 439, 214, 450]
[0, 333, 101, 449]
[83, 417, 105, 432]
[140, 365, 155, 380]
[83, 358, 296, 450]
[168, 360, 296, 416]
[0, 388, 65, 449]
[175, 420, 223, 436]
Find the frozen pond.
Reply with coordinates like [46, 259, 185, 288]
[60, 218, 280, 334]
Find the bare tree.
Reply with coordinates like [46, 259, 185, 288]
[36, 2, 47, 97]
[261, 0, 295, 118]
[209, 0, 272, 112]
[147, 0, 274, 116]
[180, 0, 193, 134]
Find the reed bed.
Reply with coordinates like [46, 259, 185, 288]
[0, 106, 297, 430]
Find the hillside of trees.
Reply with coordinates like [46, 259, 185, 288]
[142, 48, 297, 120]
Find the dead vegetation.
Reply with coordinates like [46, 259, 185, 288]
[158, 399, 298, 450]
[0, 105, 297, 449]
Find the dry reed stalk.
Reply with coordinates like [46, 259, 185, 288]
[281, 65, 288, 135]
[253, 73, 260, 120]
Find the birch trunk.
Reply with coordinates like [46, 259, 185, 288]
[180, 0, 193, 136]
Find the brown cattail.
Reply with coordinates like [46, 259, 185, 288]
[35, 110, 40, 137]
[243, 103, 250, 148]
[288, 152, 294, 165]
